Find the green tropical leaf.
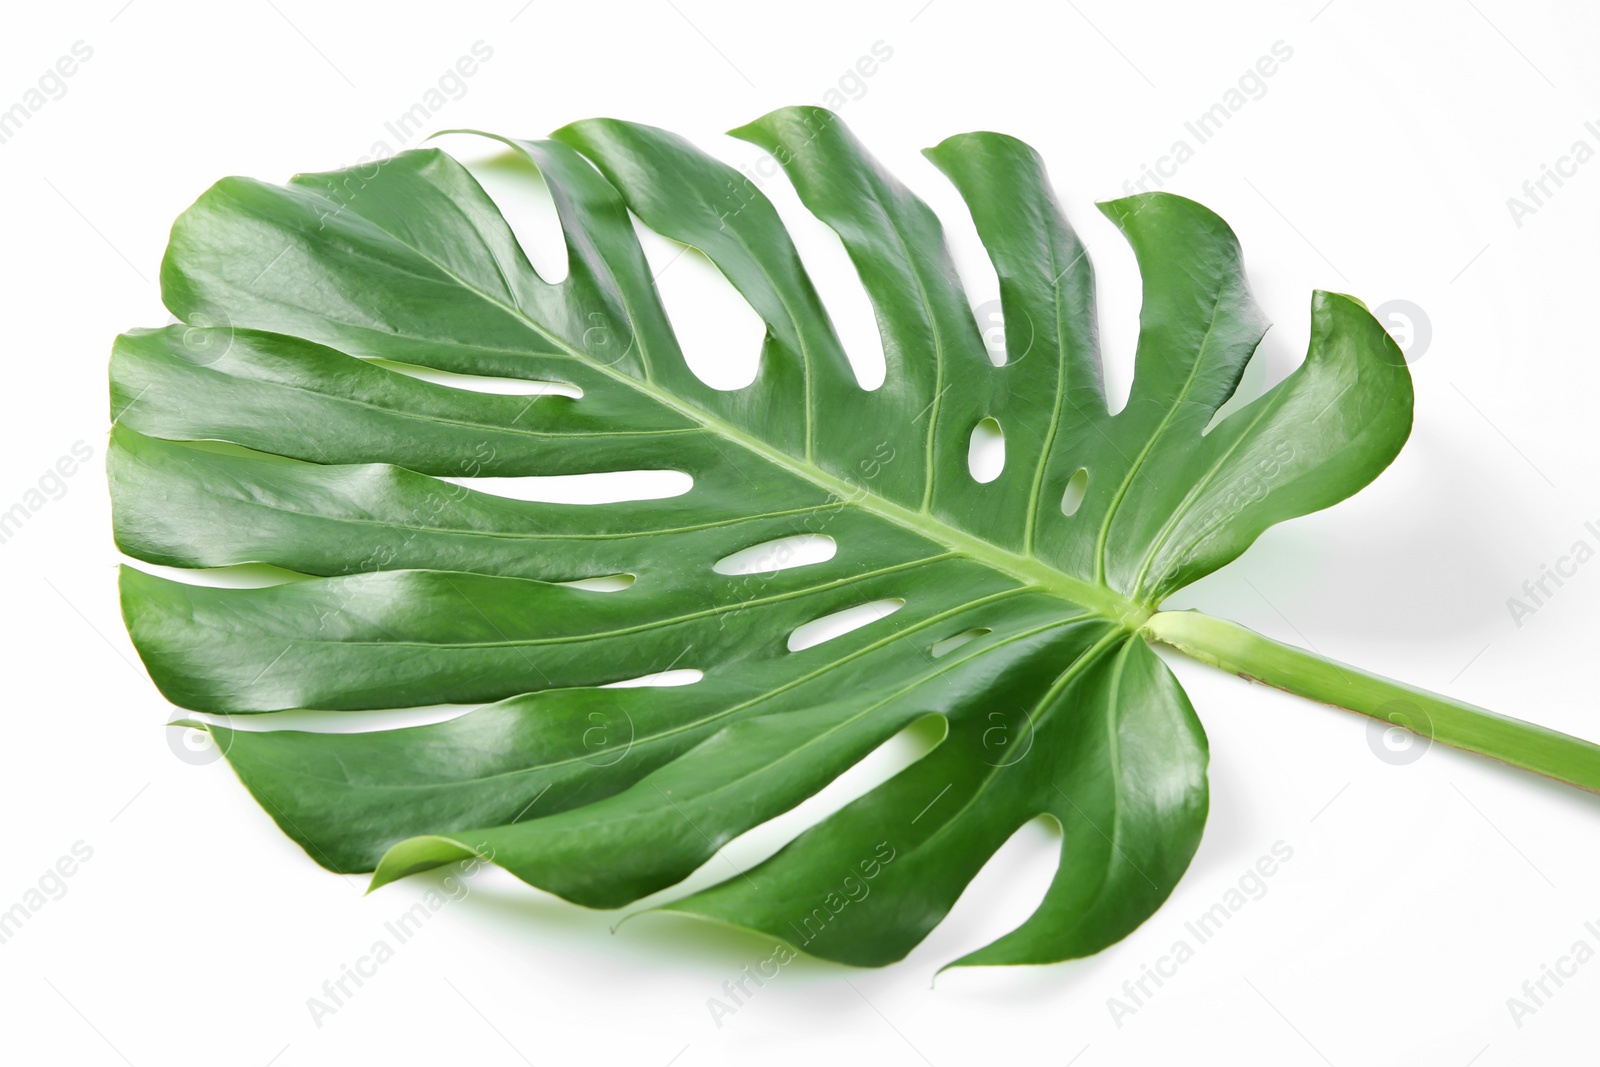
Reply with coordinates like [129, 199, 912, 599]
[109, 106, 1600, 969]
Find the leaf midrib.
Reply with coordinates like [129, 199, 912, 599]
[322, 209, 1146, 627]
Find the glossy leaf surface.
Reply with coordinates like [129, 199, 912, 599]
[111, 107, 1412, 967]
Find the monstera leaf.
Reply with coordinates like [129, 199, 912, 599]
[110, 107, 1600, 969]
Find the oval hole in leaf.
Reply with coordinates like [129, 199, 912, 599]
[930, 627, 992, 659]
[968, 418, 1005, 483]
[787, 598, 905, 653]
[1061, 467, 1089, 516]
[125, 561, 313, 589]
[558, 573, 636, 592]
[602, 668, 704, 689]
[713, 533, 836, 576]
[366, 359, 582, 398]
[183, 703, 486, 734]
[436, 470, 692, 505]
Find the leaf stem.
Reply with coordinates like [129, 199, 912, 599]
[1143, 609, 1600, 794]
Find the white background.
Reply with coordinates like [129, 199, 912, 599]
[4, 1, 1600, 1063]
